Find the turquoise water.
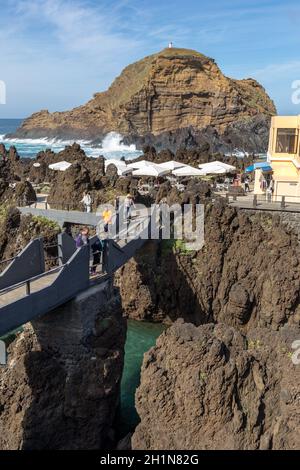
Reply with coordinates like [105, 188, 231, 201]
[0, 119, 142, 160]
[1, 320, 165, 436]
[119, 320, 166, 435]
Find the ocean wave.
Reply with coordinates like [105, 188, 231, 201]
[0, 135, 90, 147]
[0, 132, 142, 160]
[101, 132, 138, 153]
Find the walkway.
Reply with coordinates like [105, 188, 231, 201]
[19, 197, 151, 230]
[0, 270, 60, 307]
[0, 205, 153, 340]
[19, 205, 101, 226]
[222, 193, 300, 213]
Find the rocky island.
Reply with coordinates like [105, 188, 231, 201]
[11, 48, 276, 153]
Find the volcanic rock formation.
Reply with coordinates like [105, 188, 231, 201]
[132, 321, 300, 450]
[116, 202, 300, 330]
[0, 284, 126, 450]
[0, 208, 60, 271]
[12, 48, 276, 152]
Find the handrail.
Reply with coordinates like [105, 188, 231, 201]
[0, 210, 153, 340]
[0, 240, 59, 268]
[0, 265, 64, 297]
[0, 255, 19, 266]
[227, 194, 300, 203]
[25, 200, 92, 212]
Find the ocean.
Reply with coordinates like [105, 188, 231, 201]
[1, 319, 164, 438]
[0, 118, 142, 160]
[119, 320, 165, 436]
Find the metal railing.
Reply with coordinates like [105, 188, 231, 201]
[225, 193, 300, 210]
[24, 199, 93, 212]
[0, 254, 19, 267]
[0, 265, 64, 297]
[0, 240, 60, 271]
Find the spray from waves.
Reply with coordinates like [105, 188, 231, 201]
[100, 132, 138, 154]
[0, 132, 142, 160]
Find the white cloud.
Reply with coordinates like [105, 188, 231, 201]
[12, 0, 141, 58]
[0, 0, 148, 117]
[252, 61, 300, 82]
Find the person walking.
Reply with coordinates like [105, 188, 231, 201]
[81, 191, 92, 213]
[124, 194, 135, 220]
[244, 176, 250, 193]
[266, 177, 274, 203]
[102, 207, 112, 233]
[114, 196, 120, 240]
[114, 196, 120, 212]
[91, 237, 104, 275]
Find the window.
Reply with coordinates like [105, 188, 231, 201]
[275, 128, 298, 154]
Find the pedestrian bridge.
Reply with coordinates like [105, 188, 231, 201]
[19, 205, 101, 227]
[0, 206, 152, 352]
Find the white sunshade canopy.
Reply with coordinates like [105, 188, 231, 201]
[198, 161, 236, 174]
[105, 158, 127, 169]
[126, 160, 158, 170]
[157, 160, 187, 171]
[48, 161, 72, 171]
[172, 165, 206, 177]
[132, 163, 170, 177]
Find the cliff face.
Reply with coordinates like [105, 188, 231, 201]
[116, 202, 300, 331]
[117, 202, 300, 450]
[132, 321, 300, 450]
[14, 48, 276, 149]
[0, 208, 60, 269]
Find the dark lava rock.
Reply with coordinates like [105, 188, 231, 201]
[132, 321, 300, 450]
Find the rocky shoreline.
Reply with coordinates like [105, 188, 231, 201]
[133, 321, 299, 450]
[0, 141, 299, 450]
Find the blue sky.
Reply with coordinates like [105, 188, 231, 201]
[1, 0, 300, 118]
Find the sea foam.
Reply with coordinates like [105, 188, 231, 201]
[0, 132, 142, 160]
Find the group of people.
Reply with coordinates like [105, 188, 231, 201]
[75, 192, 136, 276]
[81, 191, 136, 219]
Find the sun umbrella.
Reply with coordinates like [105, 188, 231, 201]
[157, 160, 187, 171]
[198, 161, 236, 173]
[132, 163, 169, 177]
[172, 165, 206, 177]
[105, 159, 132, 176]
[245, 162, 272, 173]
[48, 161, 72, 171]
[126, 160, 158, 170]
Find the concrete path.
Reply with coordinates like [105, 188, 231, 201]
[0, 271, 60, 307]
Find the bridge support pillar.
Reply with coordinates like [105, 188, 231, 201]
[0, 279, 126, 450]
